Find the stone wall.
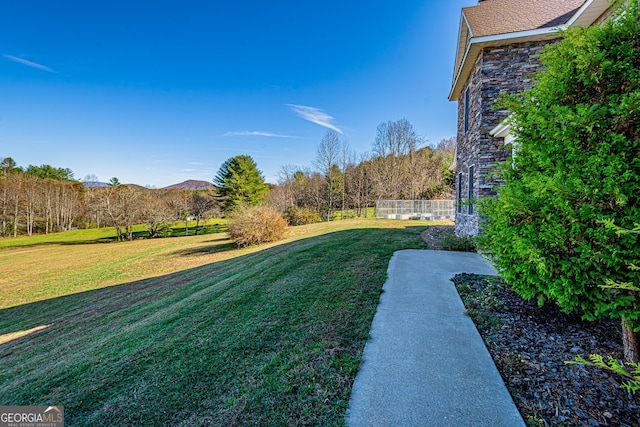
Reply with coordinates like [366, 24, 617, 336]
[454, 40, 555, 236]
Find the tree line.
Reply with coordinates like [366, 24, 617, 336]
[271, 119, 455, 221]
[0, 158, 219, 240]
[1, 118, 454, 238]
[1, 158, 82, 237]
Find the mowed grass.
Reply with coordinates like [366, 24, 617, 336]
[0, 220, 230, 310]
[0, 219, 439, 426]
[0, 219, 227, 250]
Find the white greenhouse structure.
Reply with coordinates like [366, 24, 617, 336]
[375, 200, 455, 221]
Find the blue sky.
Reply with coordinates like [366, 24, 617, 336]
[0, 0, 476, 187]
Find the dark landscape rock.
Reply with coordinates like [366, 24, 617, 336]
[452, 273, 640, 427]
[420, 226, 640, 427]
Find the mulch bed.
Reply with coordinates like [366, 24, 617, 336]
[453, 273, 639, 426]
[421, 226, 640, 426]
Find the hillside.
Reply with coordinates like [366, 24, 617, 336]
[162, 180, 217, 191]
[82, 181, 108, 188]
[0, 219, 431, 425]
[82, 180, 216, 191]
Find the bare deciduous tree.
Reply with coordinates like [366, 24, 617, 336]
[190, 192, 218, 234]
[314, 130, 342, 220]
[0, 157, 19, 237]
[141, 190, 175, 238]
[97, 183, 142, 241]
[345, 154, 373, 217]
[370, 118, 421, 200]
[22, 174, 39, 236]
[339, 140, 353, 217]
[276, 164, 301, 211]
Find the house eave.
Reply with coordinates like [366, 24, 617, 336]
[448, 0, 613, 103]
[448, 26, 566, 102]
[567, 0, 612, 26]
[490, 114, 515, 138]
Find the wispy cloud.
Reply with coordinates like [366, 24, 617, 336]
[216, 147, 268, 154]
[3, 54, 57, 73]
[287, 104, 342, 134]
[224, 131, 293, 138]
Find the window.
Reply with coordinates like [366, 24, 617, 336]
[457, 173, 463, 213]
[463, 88, 470, 133]
[468, 166, 474, 215]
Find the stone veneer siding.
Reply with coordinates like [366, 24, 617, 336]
[455, 40, 555, 236]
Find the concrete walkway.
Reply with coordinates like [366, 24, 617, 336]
[345, 250, 525, 427]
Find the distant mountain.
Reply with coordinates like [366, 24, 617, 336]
[162, 180, 217, 191]
[126, 183, 152, 191]
[83, 179, 217, 191]
[83, 181, 109, 188]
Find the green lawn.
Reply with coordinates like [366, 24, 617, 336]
[331, 207, 376, 220]
[0, 219, 227, 249]
[0, 219, 441, 425]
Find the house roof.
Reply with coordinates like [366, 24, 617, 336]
[449, 0, 612, 101]
[463, 0, 584, 38]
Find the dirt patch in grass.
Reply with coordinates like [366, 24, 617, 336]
[420, 224, 455, 249]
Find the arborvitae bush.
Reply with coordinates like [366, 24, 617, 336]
[478, 2, 640, 358]
[284, 206, 322, 226]
[227, 205, 289, 247]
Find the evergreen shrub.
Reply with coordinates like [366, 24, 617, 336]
[478, 3, 640, 330]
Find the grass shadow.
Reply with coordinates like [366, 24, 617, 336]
[0, 223, 228, 249]
[169, 223, 226, 237]
[172, 242, 236, 256]
[0, 224, 427, 426]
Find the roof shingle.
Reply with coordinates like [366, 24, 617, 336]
[463, 0, 585, 38]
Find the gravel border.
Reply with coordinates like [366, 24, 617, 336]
[453, 273, 639, 427]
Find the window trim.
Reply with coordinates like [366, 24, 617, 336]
[457, 172, 463, 214]
[463, 87, 470, 133]
[468, 165, 475, 215]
